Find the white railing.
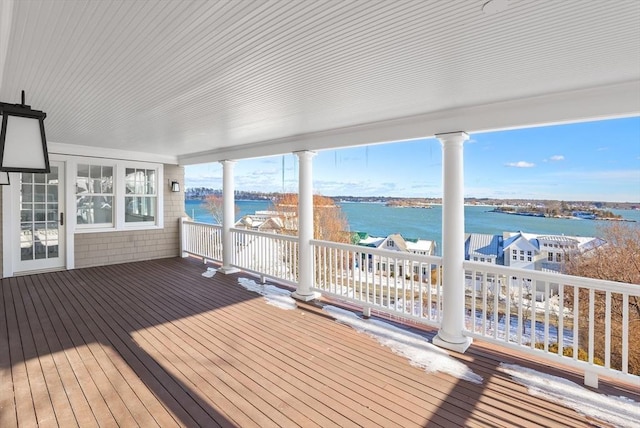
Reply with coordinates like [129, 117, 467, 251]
[464, 260, 639, 384]
[179, 220, 638, 385]
[231, 228, 299, 286]
[180, 218, 223, 262]
[311, 240, 444, 327]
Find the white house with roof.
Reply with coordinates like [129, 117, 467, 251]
[537, 235, 580, 271]
[502, 232, 540, 270]
[355, 233, 436, 279]
[234, 210, 298, 233]
[357, 233, 436, 256]
[465, 233, 503, 264]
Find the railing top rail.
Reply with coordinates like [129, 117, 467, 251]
[463, 260, 639, 294]
[182, 219, 222, 228]
[311, 239, 442, 264]
[231, 227, 299, 242]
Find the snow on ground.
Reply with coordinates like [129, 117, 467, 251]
[237, 278, 297, 310]
[323, 305, 482, 384]
[501, 363, 640, 428]
[201, 267, 217, 278]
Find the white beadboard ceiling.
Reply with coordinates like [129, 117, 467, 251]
[0, 0, 638, 164]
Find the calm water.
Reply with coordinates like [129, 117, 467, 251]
[186, 200, 640, 254]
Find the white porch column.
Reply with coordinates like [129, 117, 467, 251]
[433, 131, 472, 353]
[219, 160, 239, 275]
[291, 151, 320, 301]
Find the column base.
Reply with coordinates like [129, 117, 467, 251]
[218, 266, 240, 275]
[433, 332, 473, 354]
[291, 291, 321, 302]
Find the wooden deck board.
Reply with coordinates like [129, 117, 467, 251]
[1, 257, 638, 428]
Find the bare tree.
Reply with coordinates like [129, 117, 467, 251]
[564, 222, 640, 375]
[270, 193, 350, 242]
[201, 194, 238, 225]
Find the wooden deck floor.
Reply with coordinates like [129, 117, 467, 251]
[1, 257, 638, 427]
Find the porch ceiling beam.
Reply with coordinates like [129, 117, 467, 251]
[47, 142, 179, 165]
[178, 80, 640, 165]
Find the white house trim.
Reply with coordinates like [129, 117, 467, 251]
[49, 142, 178, 165]
[177, 81, 640, 166]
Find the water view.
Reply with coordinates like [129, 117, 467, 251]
[186, 199, 639, 253]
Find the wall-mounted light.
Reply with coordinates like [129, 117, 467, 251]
[170, 180, 180, 192]
[0, 90, 50, 173]
[0, 171, 9, 185]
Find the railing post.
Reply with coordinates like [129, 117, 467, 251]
[180, 217, 189, 258]
[219, 160, 240, 274]
[292, 150, 320, 301]
[433, 131, 473, 353]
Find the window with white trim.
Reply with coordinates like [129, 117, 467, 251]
[125, 168, 157, 224]
[76, 163, 114, 227]
[74, 159, 163, 232]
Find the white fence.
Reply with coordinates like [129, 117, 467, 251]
[180, 219, 638, 384]
[180, 218, 223, 262]
[464, 260, 639, 384]
[311, 240, 444, 327]
[231, 228, 299, 286]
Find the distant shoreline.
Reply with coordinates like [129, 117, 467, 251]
[184, 192, 640, 210]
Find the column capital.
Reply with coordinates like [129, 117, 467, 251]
[293, 150, 317, 160]
[435, 131, 469, 144]
[219, 159, 237, 166]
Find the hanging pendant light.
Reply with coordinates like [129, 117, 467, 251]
[0, 90, 50, 173]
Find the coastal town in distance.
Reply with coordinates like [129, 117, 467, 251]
[186, 188, 639, 216]
[186, 188, 638, 277]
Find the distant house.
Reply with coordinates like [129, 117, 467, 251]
[405, 237, 437, 256]
[502, 232, 539, 270]
[234, 210, 296, 233]
[354, 232, 436, 279]
[465, 233, 503, 264]
[356, 233, 436, 256]
[536, 235, 580, 271]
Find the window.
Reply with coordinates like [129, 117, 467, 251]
[76, 164, 114, 227]
[527, 256, 532, 262]
[473, 257, 478, 261]
[527, 251, 532, 256]
[556, 253, 562, 262]
[512, 253, 517, 260]
[480, 257, 485, 262]
[125, 168, 157, 224]
[548, 253, 554, 262]
[74, 159, 163, 232]
[520, 255, 524, 261]
[388, 240, 395, 247]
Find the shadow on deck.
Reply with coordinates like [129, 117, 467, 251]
[1, 257, 637, 427]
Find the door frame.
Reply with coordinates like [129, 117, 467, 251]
[2, 155, 74, 277]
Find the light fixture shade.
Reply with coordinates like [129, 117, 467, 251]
[0, 171, 9, 185]
[171, 180, 180, 192]
[0, 101, 50, 173]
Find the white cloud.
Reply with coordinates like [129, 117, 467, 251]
[549, 155, 564, 161]
[505, 161, 535, 168]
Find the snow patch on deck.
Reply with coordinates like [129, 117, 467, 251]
[323, 305, 482, 384]
[501, 363, 639, 428]
[237, 278, 297, 310]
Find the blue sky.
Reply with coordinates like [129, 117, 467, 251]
[185, 117, 640, 202]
